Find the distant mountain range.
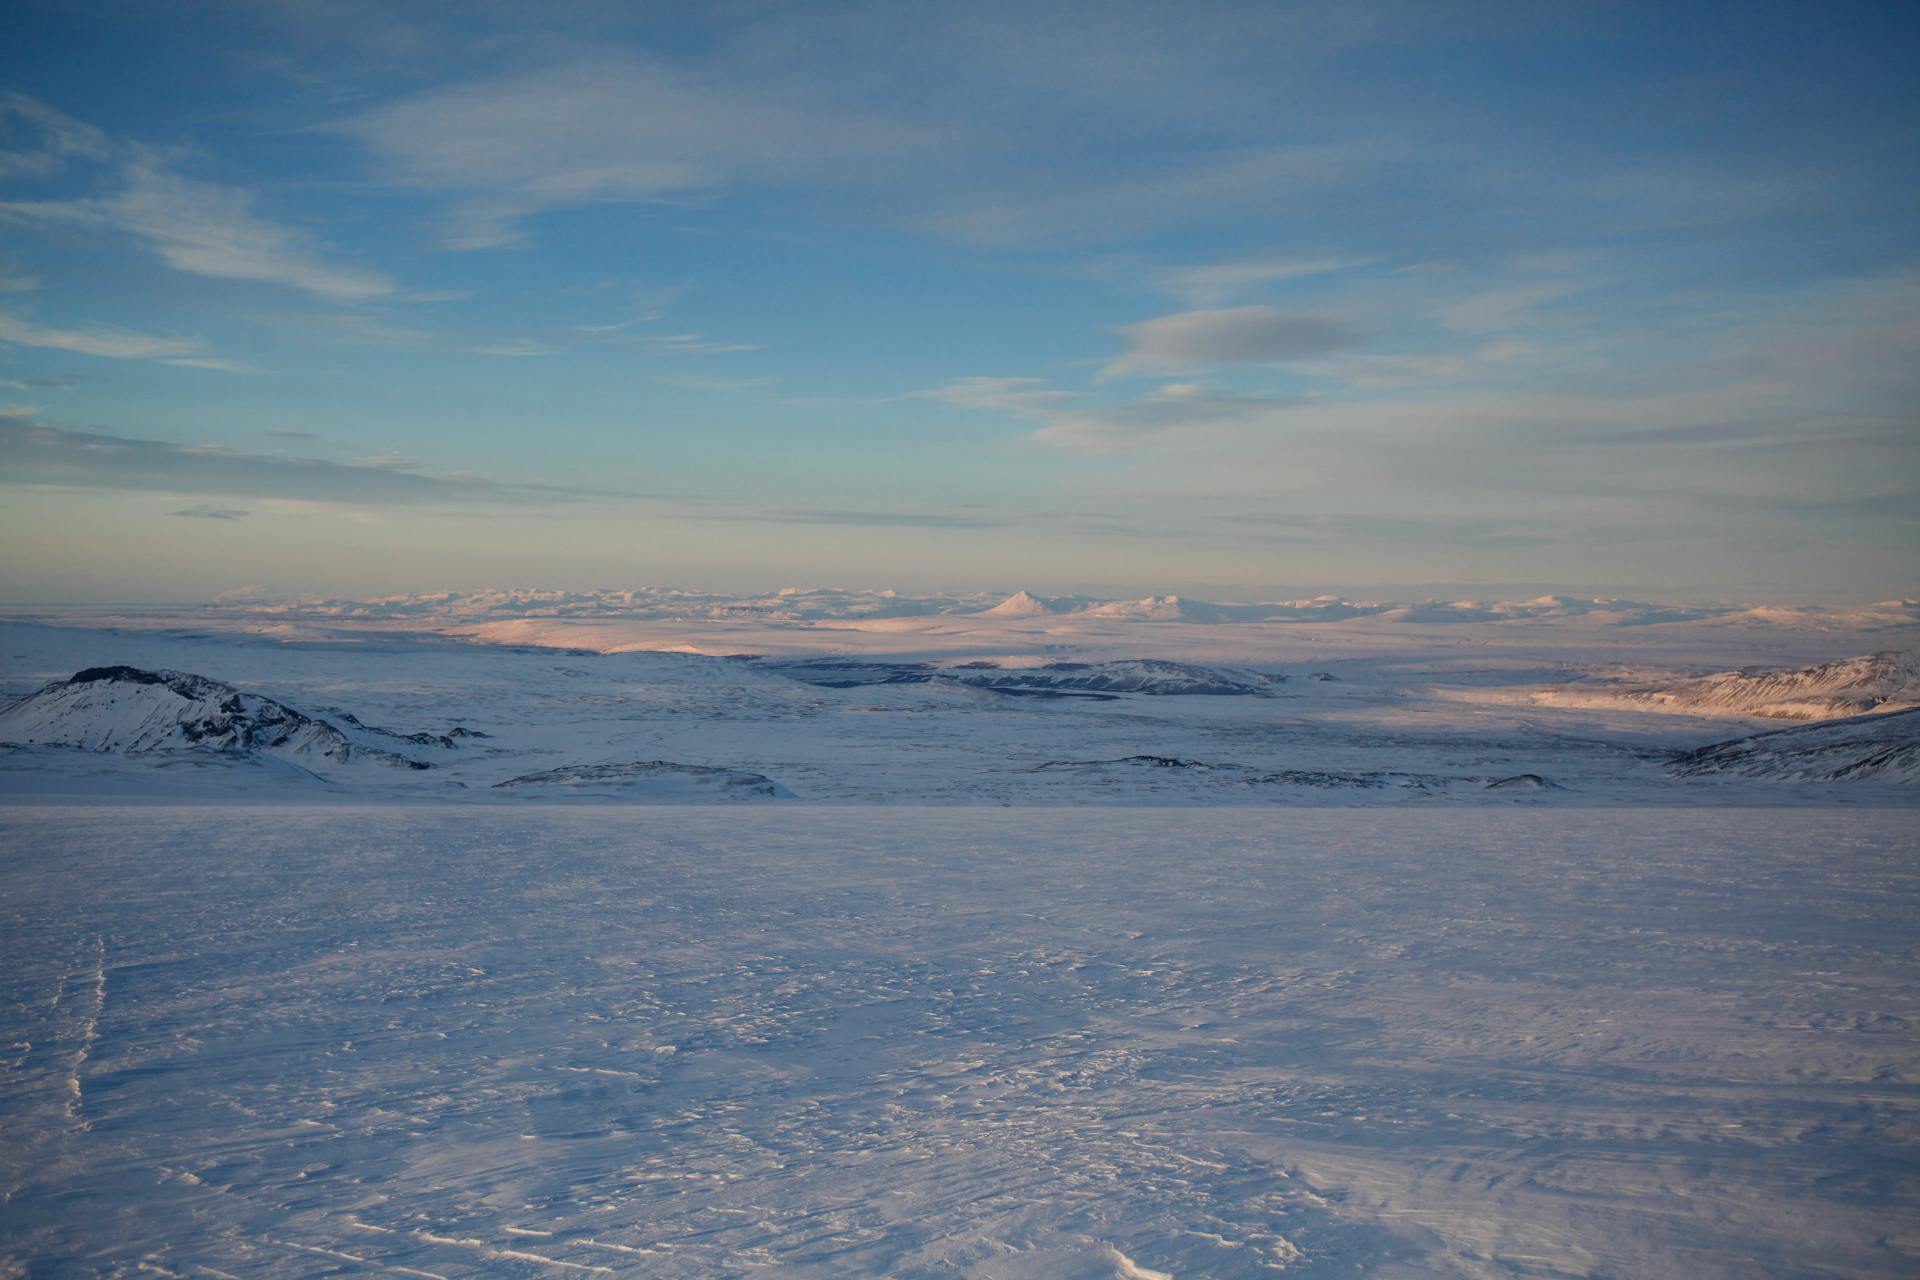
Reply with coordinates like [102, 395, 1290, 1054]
[207, 588, 1920, 631]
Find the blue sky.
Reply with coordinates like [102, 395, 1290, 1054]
[1, 0, 1915, 602]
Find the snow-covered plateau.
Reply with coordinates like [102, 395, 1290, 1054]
[0, 594, 1916, 1276]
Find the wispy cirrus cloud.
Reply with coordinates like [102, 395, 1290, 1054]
[0, 309, 205, 361]
[1442, 281, 1586, 334]
[280, 310, 565, 360]
[0, 150, 394, 303]
[466, 339, 559, 358]
[643, 332, 760, 355]
[1155, 255, 1366, 305]
[336, 53, 942, 250]
[922, 375, 1298, 453]
[918, 139, 1391, 248]
[0, 92, 108, 179]
[914, 376, 1084, 415]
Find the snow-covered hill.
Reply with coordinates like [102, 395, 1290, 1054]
[1533, 651, 1919, 721]
[0, 666, 429, 773]
[1671, 707, 1920, 783]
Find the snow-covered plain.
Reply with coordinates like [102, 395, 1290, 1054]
[2, 808, 1915, 1278]
[1, 595, 1917, 1276]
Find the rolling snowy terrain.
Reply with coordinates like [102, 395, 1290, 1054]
[2, 593, 1918, 806]
[1, 593, 1916, 1277]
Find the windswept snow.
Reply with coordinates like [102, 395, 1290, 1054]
[0, 807, 1914, 1278]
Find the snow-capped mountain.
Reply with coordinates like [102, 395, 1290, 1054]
[977, 590, 1089, 617]
[1671, 707, 1920, 783]
[1535, 651, 1919, 721]
[0, 666, 429, 772]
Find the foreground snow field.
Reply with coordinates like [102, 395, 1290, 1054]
[2, 807, 1914, 1278]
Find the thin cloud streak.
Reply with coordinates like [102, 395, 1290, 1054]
[0, 416, 619, 508]
[0, 309, 204, 361]
[691, 508, 1004, 530]
[1156, 255, 1367, 305]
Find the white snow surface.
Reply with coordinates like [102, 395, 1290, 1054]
[0, 806, 1914, 1278]
[2, 600, 1918, 1276]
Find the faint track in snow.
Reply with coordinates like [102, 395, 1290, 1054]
[266, 1236, 451, 1279]
[351, 1218, 617, 1274]
[409, 1230, 615, 1273]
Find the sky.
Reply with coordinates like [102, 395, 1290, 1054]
[1, 0, 1916, 603]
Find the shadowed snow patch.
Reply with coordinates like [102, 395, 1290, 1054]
[493, 761, 793, 800]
